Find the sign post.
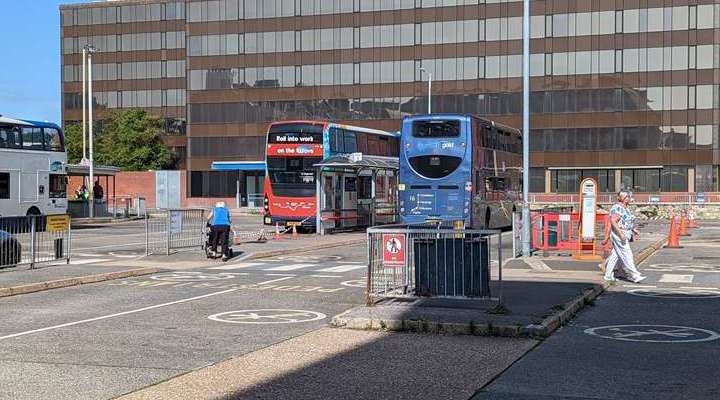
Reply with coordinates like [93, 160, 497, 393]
[575, 178, 601, 260]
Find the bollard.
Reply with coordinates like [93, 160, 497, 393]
[678, 212, 690, 237]
[54, 238, 64, 259]
[664, 215, 682, 249]
[274, 223, 281, 240]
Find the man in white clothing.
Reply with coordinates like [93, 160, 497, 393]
[603, 190, 647, 283]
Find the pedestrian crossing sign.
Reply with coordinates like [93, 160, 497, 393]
[382, 234, 406, 266]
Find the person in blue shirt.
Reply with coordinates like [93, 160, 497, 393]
[207, 201, 232, 261]
[602, 190, 646, 283]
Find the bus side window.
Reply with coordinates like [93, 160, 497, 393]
[0, 172, 9, 199]
[344, 130, 357, 153]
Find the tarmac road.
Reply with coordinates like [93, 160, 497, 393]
[473, 223, 720, 400]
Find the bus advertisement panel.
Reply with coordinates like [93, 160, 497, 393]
[398, 114, 521, 229]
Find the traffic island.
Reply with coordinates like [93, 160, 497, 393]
[332, 280, 604, 338]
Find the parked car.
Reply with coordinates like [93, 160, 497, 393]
[0, 230, 21, 267]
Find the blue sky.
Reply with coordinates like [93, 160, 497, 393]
[0, 1, 85, 124]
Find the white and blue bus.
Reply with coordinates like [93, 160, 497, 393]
[0, 116, 68, 217]
[399, 114, 522, 229]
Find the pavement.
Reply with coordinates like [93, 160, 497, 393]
[471, 221, 720, 400]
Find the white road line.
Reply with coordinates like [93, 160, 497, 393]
[659, 274, 694, 284]
[208, 262, 265, 271]
[0, 289, 237, 342]
[255, 276, 294, 285]
[624, 285, 657, 288]
[263, 264, 316, 271]
[263, 273, 296, 277]
[315, 264, 367, 273]
[680, 286, 719, 290]
[310, 275, 342, 278]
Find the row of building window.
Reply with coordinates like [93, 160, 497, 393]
[531, 125, 718, 153]
[186, 46, 716, 92]
[61, 3, 185, 26]
[188, 136, 266, 157]
[546, 167, 693, 193]
[63, 60, 186, 82]
[62, 32, 185, 54]
[64, 90, 186, 109]
[184, 88, 719, 126]
[187, 0, 530, 23]
[183, 1, 716, 31]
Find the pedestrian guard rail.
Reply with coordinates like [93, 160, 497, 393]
[529, 192, 720, 205]
[366, 224, 503, 304]
[531, 211, 610, 253]
[0, 214, 71, 269]
[145, 209, 206, 255]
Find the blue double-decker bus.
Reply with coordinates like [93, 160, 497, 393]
[398, 114, 522, 229]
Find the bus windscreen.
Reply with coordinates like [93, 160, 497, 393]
[268, 123, 323, 144]
[412, 120, 460, 138]
[267, 156, 321, 197]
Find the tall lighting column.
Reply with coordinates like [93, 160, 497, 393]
[86, 45, 97, 218]
[419, 67, 432, 114]
[521, 0, 531, 256]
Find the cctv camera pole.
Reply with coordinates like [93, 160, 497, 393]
[521, 0, 531, 257]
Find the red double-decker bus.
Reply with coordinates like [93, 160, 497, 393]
[263, 120, 398, 229]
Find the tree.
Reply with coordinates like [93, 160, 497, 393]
[64, 109, 175, 171]
[63, 123, 84, 164]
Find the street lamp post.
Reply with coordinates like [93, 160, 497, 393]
[419, 67, 432, 114]
[81, 47, 88, 165]
[85, 45, 97, 218]
[521, 0, 531, 257]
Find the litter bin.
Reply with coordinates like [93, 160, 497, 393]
[413, 236, 490, 297]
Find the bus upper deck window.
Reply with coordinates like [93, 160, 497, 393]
[412, 120, 460, 138]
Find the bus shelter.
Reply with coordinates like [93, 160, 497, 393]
[66, 164, 120, 218]
[314, 153, 398, 235]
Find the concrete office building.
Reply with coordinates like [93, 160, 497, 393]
[60, 0, 720, 202]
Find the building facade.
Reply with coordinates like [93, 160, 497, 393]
[60, 0, 720, 200]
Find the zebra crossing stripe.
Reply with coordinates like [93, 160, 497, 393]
[659, 274, 694, 283]
[209, 262, 265, 271]
[263, 264, 316, 271]
[315, 264, 367, 273]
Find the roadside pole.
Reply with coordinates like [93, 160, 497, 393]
[521, 0, 532, 257]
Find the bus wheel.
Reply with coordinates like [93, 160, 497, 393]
[26, 207, 41, 216]
[484, 208, 491, 229]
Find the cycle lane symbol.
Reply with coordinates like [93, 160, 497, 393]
[208, 309, 327, 324]
[584, 324, 720, 343]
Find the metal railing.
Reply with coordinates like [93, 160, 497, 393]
[0, 214, 71, 269]
[366, 225, 503, 304]
[529, 192, 720, 205]
[145, 209, 206, 255]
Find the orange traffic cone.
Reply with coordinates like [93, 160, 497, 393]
[292, 224, 298, 239]
[679, 213, 690, 236]
[664, 216, 682, 248]
[688, 212, 698, 229]
[274, 223, 282, 240]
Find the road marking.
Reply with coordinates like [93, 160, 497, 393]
[315, 264, 366, 273]
[0, 289, 237, 341]
[584, 324, 720, 343]
[341, 279, 366, 288]
[624, 285, 657, 288]
[659, 274, 694, 283]
[208, 262, 264, 270]
[628, 288, 720, 299]
[680, 286, 719, 290]
[263, 263, 316, 271]
[264, 273, 296, 277]
[256, 276, 294, 285]
[208, 309, 326, 324]
[310, 275, 342, 278]
[150, 272, 241, 282]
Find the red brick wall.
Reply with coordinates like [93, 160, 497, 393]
[69, 170, 239, 210]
